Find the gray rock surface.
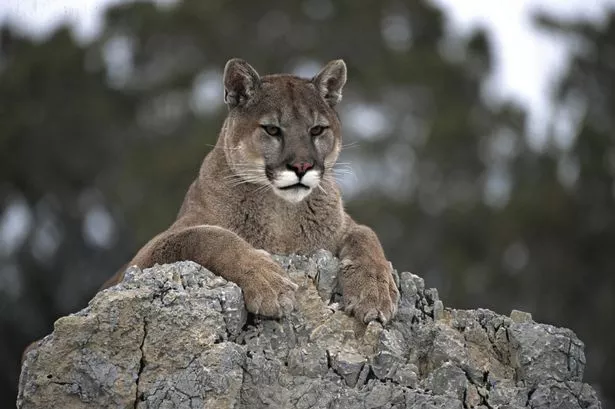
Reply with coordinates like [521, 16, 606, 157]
[18, 250, 602, 408]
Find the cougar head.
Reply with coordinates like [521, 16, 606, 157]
[221, 58, 346, 203]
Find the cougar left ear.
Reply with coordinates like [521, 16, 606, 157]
[312, 59, 347, 107]
[223, 58, 261, 108]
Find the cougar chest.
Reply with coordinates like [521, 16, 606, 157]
[228, 196, 278, 249]
[271, 197, 343, 254]
[226, 187, 343, 255]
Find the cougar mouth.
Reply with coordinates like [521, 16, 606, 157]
[268, 168, 321, 203]
[278, 183, 310, 190]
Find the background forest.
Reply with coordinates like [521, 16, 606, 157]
[1, 0, 614, 407]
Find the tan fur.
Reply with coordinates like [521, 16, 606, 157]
[102, 59, 399, 323]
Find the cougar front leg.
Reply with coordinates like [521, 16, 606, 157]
[338, 221, 400, 324]
[132, 225, 298, 317]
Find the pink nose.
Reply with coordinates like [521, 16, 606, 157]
[289, 162, 313, 176]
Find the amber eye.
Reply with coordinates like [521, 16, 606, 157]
[310, 125, 327, 136]
[262, 125, 281, 137]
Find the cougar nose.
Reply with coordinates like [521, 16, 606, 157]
[287, 162, 314, 178]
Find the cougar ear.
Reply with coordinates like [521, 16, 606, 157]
[312, 59, 347, 107]
[223, 58, 261, 108]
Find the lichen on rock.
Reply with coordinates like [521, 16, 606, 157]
[17, 250, 602, 408]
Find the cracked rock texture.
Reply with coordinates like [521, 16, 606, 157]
[18, 251, 602, 408]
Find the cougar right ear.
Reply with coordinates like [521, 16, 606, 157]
[312, 59, 347, 107]
[223, 58, 261, 108]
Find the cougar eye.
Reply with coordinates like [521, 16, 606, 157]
[262, 125, 281, 137]
[310, 125, 327, 136]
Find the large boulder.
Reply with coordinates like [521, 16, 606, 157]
[17, 251, 602, 408]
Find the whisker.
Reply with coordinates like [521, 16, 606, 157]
[233, 163, 265, 167]
[229, 177, 267, 183]
[327, 170, 357, 183]
[204, 144, 244, 151]
[225, 171, 264, 176]
[225, 169, 265, 174]
[341, 142, 360, 149]
[326, 165, 352, 170]
[224, 174, 263, 181]
[228, 178, 266, 184]
[227, 176, 268, 186]
[327, 164, 353, 170]
[329, 166, 354, 173]
[317, 184, 328, 196]
[331, 173, 355, 180]
[253, 184, 272, 194]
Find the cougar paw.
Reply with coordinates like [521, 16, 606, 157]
[341, 259, 400, 324]
[241, 254, 298, 318]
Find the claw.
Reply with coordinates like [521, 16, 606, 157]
[378, 310, 388, 324]
[363, 309, 380, 324]
[279, 295, 295, 315]
[283, 279, 299, 291]
[344, 297, 358, 313]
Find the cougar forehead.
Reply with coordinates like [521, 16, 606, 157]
[255, 75, 334, 117]
[227, 75, 341, 141]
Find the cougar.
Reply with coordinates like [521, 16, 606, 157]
[49, 62, 390, 335]
[98, 58, 400, 323]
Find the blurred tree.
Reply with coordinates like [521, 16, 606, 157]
[1, 0, 613, 407]
[0, 26, 137, 401]
[527, 10, 615, 404]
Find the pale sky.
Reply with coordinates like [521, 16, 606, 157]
[1, 0, 614, 145]
[431, 0, 615, 148]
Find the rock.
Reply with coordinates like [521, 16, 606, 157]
[510, 309, 533, 324]
[17, 252, 603, 408]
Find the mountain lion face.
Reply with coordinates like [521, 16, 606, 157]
[222, 59, 347, 203]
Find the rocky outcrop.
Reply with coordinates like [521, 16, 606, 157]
[18, 251, 602, 408]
